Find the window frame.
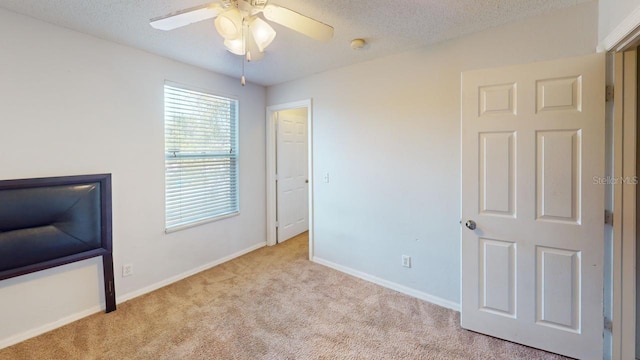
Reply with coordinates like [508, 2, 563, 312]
[163, 81, 240, 233]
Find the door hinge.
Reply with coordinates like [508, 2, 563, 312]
[606, 85, 614, 102]
[604, 210, 613, 225]
[275, 174, 279, 181]
[604, 317, 613, 332]
[275, 221, 279, 228]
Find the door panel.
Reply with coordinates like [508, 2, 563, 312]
[461, 53, 604, 360]
[479, 131, 516, 216]
[536, 246, 581, 332]
[276, 108, 308, 243]
[479, 238, 516, 317]
[536, 130, 581, 223]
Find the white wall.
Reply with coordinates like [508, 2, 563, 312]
[598, 0, 640, 45]
[0, 8, 266, 347]
[267, 1, 598, 307]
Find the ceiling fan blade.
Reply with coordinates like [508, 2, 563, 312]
[150, 3, 223, 31]
[262, 4, 333, 42]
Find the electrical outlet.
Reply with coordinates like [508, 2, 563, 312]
[402, 255, 411, 268]
[122, 264, 133, 277]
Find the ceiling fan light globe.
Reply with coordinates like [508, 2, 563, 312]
[224, 38, 245, 55]
[215, 8, 243, 40]
[249, 17, 276, 52]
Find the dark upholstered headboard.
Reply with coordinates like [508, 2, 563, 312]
[0, 174, 116, 313]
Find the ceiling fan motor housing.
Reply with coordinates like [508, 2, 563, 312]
[251, 0, 268, 8]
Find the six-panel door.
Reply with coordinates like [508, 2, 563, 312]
[461, 53, 605, 359]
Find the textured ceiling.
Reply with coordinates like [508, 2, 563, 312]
[0, 0, 592, 86]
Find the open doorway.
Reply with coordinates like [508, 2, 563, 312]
[266, 100, 314, 258]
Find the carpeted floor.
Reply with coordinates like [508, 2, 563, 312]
[0, 232, 569, 359]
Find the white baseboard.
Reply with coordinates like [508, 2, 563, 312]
[117, 241, 266, 303]
[0, 305, 102, 350]
[0, 241, 266, 350]
[312, 256, 460, 312]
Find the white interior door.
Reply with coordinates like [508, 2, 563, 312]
[461, 53, 605, 359]
[276, 108, 309, 243]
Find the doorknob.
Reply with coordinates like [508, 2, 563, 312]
[465, 220, 477, 230]
[305, 179, 309, 183]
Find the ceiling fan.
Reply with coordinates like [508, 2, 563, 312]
[150, 0, 334, 64]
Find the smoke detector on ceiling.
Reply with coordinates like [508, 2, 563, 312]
[350, 38, 367, 50]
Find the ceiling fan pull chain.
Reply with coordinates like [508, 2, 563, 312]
[241, 17, 246, 86]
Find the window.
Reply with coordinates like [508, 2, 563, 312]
[164, 84, 239, 231]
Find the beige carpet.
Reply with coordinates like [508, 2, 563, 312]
[0, 233, 569, 359]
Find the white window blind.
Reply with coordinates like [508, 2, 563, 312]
[164, 84, 238, 230]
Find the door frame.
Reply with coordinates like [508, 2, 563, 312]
[265, 99, 314, 257]
[610, 50, 638, 360]
[601, 13, 640, 357]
